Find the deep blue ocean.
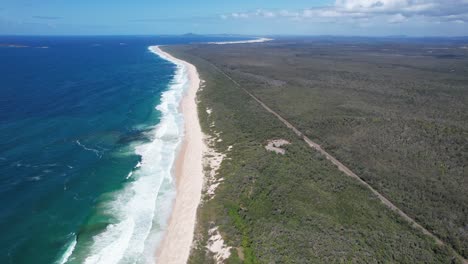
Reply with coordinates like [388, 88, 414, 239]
[0, 35, 251, 264]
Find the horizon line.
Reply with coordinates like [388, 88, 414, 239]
[1, 33, 468, 38]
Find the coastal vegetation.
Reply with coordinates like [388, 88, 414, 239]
[165, 38, 467, 263]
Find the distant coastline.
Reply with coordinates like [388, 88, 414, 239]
[206, 37, 273, 45]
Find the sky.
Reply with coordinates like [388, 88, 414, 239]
[1, 0, 468, 36]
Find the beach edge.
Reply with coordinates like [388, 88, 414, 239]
[149, 45, 204, 264]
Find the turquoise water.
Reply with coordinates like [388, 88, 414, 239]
[0, 36, 252, 264]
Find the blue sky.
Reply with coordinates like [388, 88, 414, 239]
[1, 0, 467, 36]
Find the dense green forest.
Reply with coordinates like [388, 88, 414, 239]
[165, 39, 466, 263]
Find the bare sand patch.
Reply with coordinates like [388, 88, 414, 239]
[265, 139, 290, 154]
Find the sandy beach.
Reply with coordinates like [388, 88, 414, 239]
[207, 37, 272, 45]
[149, 46, 204, 264]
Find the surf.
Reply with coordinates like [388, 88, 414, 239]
[59, 47, 188, 264]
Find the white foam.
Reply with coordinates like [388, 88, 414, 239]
[126, 171, 133, 179]
[57, 234, 77, 264]
[60, 47, 189, 264]
[75, 140, 103, 158]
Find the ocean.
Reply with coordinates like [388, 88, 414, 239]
[0, 35, 251, 264]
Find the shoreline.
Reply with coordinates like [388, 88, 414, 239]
[207, 37, 273, 45]
[149, 46, 204, 264]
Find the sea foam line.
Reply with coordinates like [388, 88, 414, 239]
[75, 140, 102, 158]
[58, 46, 188, 264]
[57, 234, 77, 264]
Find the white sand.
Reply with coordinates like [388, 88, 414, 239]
[207, 37, 273, 45]
[150, 46, 205, 264]
[204, 133, 226, 201]
[207, 227, 232, 262]
[265, 139, 290, 155]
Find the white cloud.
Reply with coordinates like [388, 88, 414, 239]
[388, 13, 408, 23]
[255, 9, 276, 18]
[231, 12, 249, 19]
[278, 10, 300, 18]
[316, 9, 343, 17]
[334, 0, 438, 14]
[221, 0, 468, 23]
